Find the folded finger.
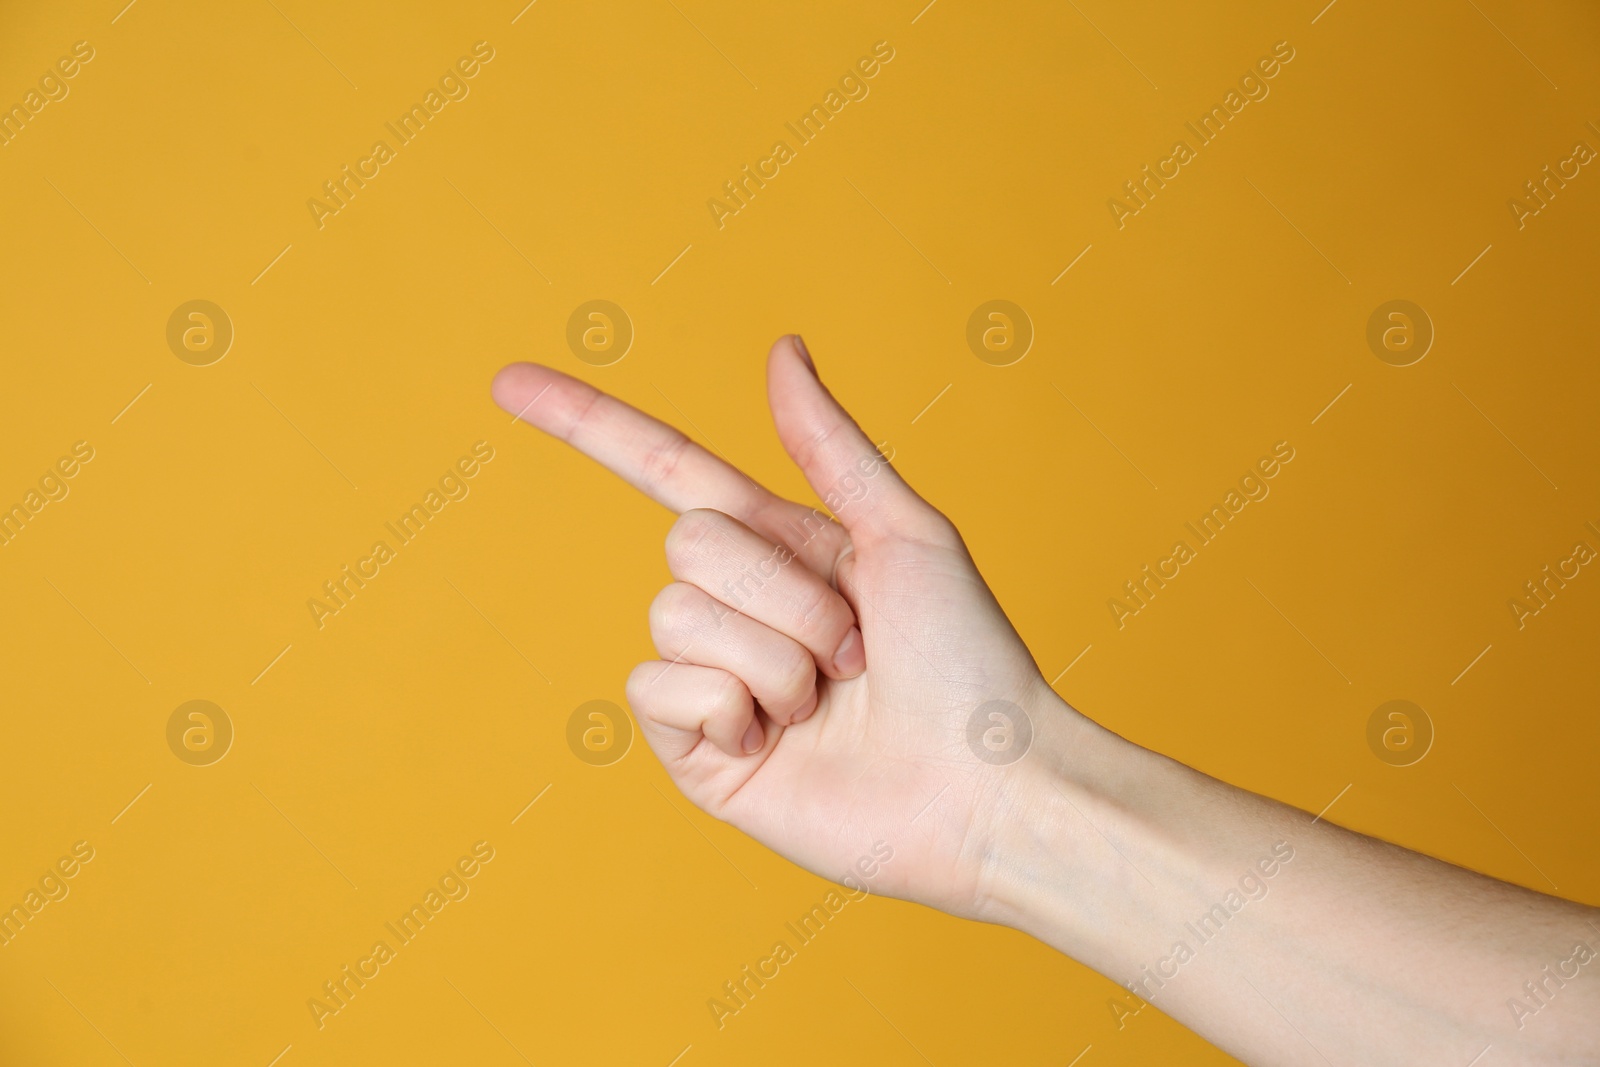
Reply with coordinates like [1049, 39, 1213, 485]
[648, 582, 819, 726]
[666, 508, 864, 680]
[625, 660, 765, 760]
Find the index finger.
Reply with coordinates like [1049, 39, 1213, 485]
[492, 364, 846, 571]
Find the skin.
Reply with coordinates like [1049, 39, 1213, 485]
[491, 335, 1600, 1066]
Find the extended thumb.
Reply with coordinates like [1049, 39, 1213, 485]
[765, 334, 932, 540]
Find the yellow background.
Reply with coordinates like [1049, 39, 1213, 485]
[3, 1, 1598, 1063]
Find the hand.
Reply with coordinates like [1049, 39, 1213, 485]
[491, 335, 1078, 918]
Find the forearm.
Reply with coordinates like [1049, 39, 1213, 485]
[980, 695, 1600, 1066]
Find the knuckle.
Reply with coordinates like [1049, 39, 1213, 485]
[648, 582, 704, 641]
[708, 671, 752, 718]
[791, 418, 846, 474]
[623, 663, 657, 712]
[638, 431, 691, 493]
[786, 582, 836, 643]
[905, 507, 964, 550]
[771, 646, 818, 705]
[663, 509, 721, 573]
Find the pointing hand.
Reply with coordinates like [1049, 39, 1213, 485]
[492, 335, 1072, 916]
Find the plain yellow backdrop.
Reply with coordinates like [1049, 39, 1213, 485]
[2, 1, 1598, 1064]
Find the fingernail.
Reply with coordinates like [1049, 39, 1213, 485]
[742, 718, 764, 754]
[831, 626, 865, 676]
[792, 334, 816, 374]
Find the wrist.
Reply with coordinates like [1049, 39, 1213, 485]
[970, 686, 1104, 929]
[970, 689, 1295, 987]
[970, 688, 1173, 962]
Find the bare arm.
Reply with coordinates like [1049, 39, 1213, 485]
[985, 701, 1600, 1065]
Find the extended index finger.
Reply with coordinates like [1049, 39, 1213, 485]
[491, 361, 779, 523]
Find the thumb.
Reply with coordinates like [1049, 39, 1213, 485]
[766, 334, 942, 543]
